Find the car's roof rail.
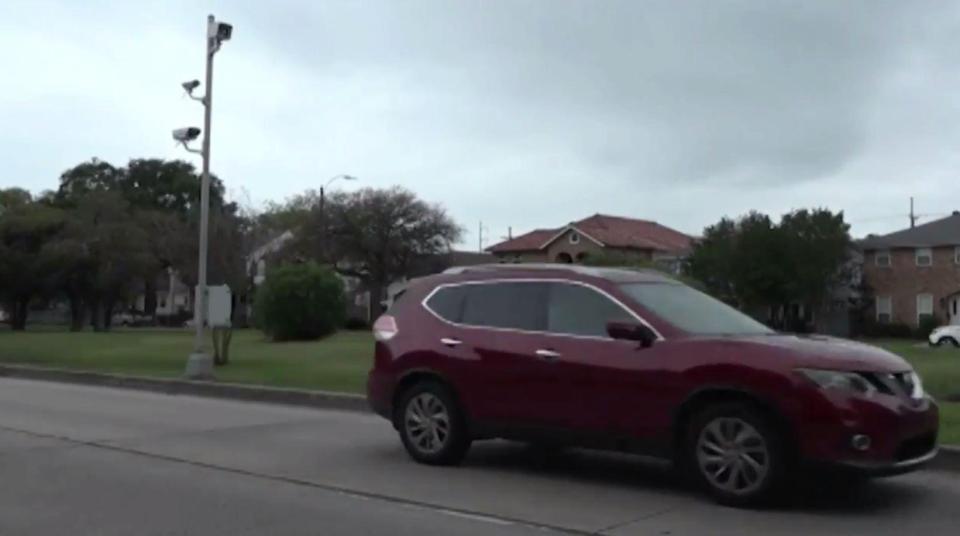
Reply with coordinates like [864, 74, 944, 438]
[441, 263, 673, 282]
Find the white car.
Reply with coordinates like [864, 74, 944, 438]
[928, 325, 960, 347]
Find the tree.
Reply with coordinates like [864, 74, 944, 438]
[321, 187, 463, 313]
[51, 192, 152, 331]
[121, 159, 220, 215]
[0, 198, 65, 330]
[54, 158, 123, 206]
[686, 209, 851, 330]
[778, 209, 851, 309]
[686, 217, 738, 301]
[0, 188, 32, 214]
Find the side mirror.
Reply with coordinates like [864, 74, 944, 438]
[607, 321, 656, 348]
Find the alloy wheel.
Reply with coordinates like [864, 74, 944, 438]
[404, 392, 451, 455]
[696, 417, 771, 496]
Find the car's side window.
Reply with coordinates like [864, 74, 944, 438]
[547, 282, 635, 338]
[425, 285, 468, 323]
[461, 282, 547, 331]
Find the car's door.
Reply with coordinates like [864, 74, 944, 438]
[540, 281, 677, 450]
[449, 281, 567, 428]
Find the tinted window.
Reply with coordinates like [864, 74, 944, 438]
[547, 283, 634, 337]
[461, 282, 547, 331]
[425, 286, 467, 322]
[619, 283, 773, 335]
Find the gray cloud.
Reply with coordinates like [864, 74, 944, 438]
[2, 0, 959, 245]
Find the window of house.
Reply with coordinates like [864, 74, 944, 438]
[954, 246, 960, 265]
[546, 282, 634, 337]
[461, 282, 547, 331]
[917, 294, 934, 325]
[876, 296, 892, 324]
[916, 247, 932, 267]
[875, 250, 891, 267]
[569, 232, 580, 245]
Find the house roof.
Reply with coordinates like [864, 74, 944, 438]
[487, 214, 693, 254]
[859, 212, 960, 250]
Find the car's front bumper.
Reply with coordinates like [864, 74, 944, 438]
[827, 446, 939, 477]
[793, 390, 939, 475]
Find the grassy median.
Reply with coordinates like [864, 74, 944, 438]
[0, 328, 957, 443]
[0, 328, 372, 394]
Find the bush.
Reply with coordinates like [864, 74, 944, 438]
[253, 262, 346, 341]
[916, 315, 941, 340]
[860, 320, 913, 339]
[343, 317, 369, 330]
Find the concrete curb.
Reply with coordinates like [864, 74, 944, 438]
[0, 364, 369, 413]
[1, 363, 958, 473]
[931, 446, 960, 473]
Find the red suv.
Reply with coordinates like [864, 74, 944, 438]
[367, 264, 939, 505]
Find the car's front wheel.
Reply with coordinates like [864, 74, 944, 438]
[397, 381, 471, 466]
[686, 403, 788, 507]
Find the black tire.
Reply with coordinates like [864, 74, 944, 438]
[685, 402, 790, 507]
[396, 380, 471, 466]
[937, 336, 959, 348]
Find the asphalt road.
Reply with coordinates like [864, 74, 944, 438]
[0, 378, 958, 535]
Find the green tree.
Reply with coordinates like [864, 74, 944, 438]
[0, 187, 32, 213]
[321, 187, 463, 313]
[686, 209, 851, 329]
[0, 198, 65, 330]
[52, 192, 152, 331]
[54, 158, 123, 206]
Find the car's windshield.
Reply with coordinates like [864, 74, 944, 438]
[619, 283, 773, 336]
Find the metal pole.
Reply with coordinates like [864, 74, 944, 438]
[319, 186, 326, 262]
[185, 14, 217, 379]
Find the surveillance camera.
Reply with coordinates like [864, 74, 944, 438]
[172, 127, 201, 142]
[216, 22, 233, 42]
[182, 80, 201, 93]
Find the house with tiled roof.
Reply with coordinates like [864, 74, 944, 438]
[860, 211, 960, 327]
[486, 214, 694, 270]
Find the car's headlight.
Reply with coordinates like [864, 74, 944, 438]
[796, 368, 878, 397]
[906, 371, 925, 400]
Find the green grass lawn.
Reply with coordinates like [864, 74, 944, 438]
[0, 327, 373, 394]
[0, 328, 958, 443]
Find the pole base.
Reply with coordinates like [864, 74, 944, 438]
[184, 352, 215, 380]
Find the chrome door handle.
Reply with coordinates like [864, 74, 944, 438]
[440, 338, 462, 347]
[535, 349, 561, 360]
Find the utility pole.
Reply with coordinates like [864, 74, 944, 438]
[176, 15, 233, 380]
[478, 221, 483, 253]
[910, 197, 917, 228]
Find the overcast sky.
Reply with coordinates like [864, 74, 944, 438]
[2, 0, 959, 248]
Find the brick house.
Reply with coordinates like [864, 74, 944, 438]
[860, 212, 960, 327]
[486, 213, 694, 270]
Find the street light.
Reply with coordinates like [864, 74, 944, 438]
[319, 174, 357, 262]
[173, 14, 233, 380]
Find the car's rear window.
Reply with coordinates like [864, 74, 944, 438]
[424, 285, 467, 322]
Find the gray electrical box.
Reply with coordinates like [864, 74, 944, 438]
[206, 285, 232, 328]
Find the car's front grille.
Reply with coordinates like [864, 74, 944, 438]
[895, 433, 937, 462]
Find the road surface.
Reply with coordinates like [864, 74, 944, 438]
[0, 377, 958, 535]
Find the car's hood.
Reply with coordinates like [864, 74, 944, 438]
[725, 334, 911, 372]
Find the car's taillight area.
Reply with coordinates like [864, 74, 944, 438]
[373, 314, 399, 341]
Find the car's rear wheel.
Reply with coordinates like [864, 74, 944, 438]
[686, 403, 788, 507]
[936, 336, 959, 347]
[397, 381, 471, 466]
